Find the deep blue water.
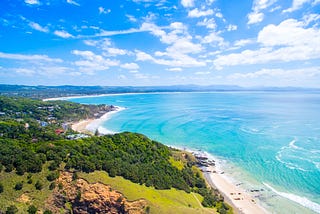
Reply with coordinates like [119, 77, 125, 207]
[68, 92, 320, 213]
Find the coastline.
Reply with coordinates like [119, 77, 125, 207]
[203, 163, 267, 214]
[184, 149, 268, 214]
[71, 105, 267, 214]
[71, 106, 125, 134]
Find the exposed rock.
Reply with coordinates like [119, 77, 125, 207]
[46, 172, 147, 214]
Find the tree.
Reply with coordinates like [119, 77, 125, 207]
[49, 182, 56, 190]
[0, 183, 3, 193]
[35, 180, 43, 190]
[27, 205, 37, 214]
[6, 205, 18, 214]
[14, 182, 23, 191]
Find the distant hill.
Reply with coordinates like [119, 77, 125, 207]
[1, 84, 318, 99]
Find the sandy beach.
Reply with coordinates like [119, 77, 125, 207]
[71, 118, 94, 133]
[202, 165, 267, 214]
[71, 106, 125, 134]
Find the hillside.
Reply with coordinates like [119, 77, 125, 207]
[0, 96, 231, 214]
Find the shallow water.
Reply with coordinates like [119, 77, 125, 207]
[68, 91, 320, 213]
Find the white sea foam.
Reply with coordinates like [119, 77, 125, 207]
[275, 138, 311, 171]
[85, 106, 125, 134]
[263, 183, 320, 213]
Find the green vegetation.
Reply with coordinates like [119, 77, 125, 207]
[79, 171, 214, 214]
[0, 96, 231, 213]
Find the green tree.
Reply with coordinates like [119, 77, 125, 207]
[49, 182, 56, 190]
[0, 183, 3, 193]
[35, 180, 43, 190]
[6, 205, 18, 214]
[27, 205, 37, 214]
[14, 182, 23, 190]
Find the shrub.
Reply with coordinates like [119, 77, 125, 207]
[0, 183, 3, 193]
[49, 182, 56, 190]
[14, 182, 23, 190]
[35, 181, 43, 190]
[27, 205, 37, 214]
[46, 171, 59, 181]
[6, 205, 18, 214]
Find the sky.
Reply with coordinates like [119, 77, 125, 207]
[0, 0, 320, 87]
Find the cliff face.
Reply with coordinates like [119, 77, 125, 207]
[46, 172, 147, 214]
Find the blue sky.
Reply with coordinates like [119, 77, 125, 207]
[0, 0, 319, 87]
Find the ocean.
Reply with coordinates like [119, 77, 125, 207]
[68, 91, 320, 213]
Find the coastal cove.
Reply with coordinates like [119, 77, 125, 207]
[67, 91, 320, 214]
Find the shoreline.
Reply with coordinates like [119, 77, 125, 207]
[186, 149, 268, 214]
[71, 106, 125, 134]
[71, 106, 267, 214]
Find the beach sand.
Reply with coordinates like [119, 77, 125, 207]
[71, 119, 94, 133]
[203, 165, 267, 214]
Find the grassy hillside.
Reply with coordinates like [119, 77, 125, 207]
[79, 171, 216, 214]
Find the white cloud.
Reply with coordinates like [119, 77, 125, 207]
[257, 19, 319, 47]
[72, 50, 119, 73]
[25, 0, 40, 5]
[166, 67, 182, 72]
[188, 8, 214, 18]
[99, 7, 111, 14]
[214, 19, 320, 69]
[29, 22, 49, 33]
[136, 50, 205, 67]
[120, 63, 140, 70]
[139, 22, 206, 67]
[0, 52, 62, 62]
[247, 12, 264, 24]
[54, 30, 73, 38]
[234, 39, 255, 47]
[303, 13, 320, 25]
[126, 15, 137, 22]
[228, 67, 320, 87]
[66, 0, 80, 6]
[105, 48, 129, 56]
[247, 0, 277, 24]
[197, 18, 216, 29]
[195, 71, 210, 75]
[283, 0, 311, 12]
[227, 24, 237, 31]
[16, 68, 36, 75]
[201, 32, 226, 47]
[181, 0, 194, 8]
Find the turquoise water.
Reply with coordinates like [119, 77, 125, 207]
[68, 92, 320, 213]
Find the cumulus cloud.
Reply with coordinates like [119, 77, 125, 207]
[283, 0, 311, 12]
[214, 19, 320, 69]
[181, 0, 194, 8]
[188, 8, 214, 18]
[227, 24, 237, 31]
[0, 52, 62, 62]
[66, 0, 80, 6]
[197, 18, 217, 29]
[25, 0, 40, 5]
[138, 22, 206, 67]
[247, 0, 277, 24]
[99, 7, 111, 14]
[120, 63, 140, 70]
[227, 67, 320, 87]
[54, 30, 74, 38]
[72, 50, 119, 73]
[166, 67, 182, 72]
[29, 22, 49, 33]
